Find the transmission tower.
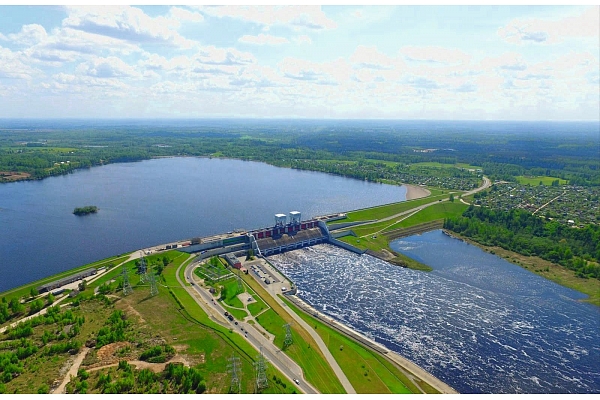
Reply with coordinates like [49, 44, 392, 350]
[148, 271, 158, 297]
[122, 266, 133, 296]
[138, 253, 148, 284]
[227, 354, 242, 394]
[254, 347, 269, 391]
[283, 322, 294, 349]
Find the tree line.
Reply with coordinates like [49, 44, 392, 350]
[444, 206, 600, 279]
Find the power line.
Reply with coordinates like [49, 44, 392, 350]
[254, 347, 269, 392]
[228, 354, 242, 393]
[122, 266, 133, 296]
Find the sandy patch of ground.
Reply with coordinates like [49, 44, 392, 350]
[124, 304, 146, 324]
[404, 184, 431, 200]
[0, 171, 31, 181]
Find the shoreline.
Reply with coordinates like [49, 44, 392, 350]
[404, 184, 431, 200]
[442, 230, 600, 307]
[286, 294, 458, 394]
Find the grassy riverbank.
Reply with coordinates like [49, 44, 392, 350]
[447, 232, 600, 306]
[280, 298, 434, 394]
[333, 201, 468, 272]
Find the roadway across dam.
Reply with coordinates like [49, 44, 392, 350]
[174, 211, 365, 261]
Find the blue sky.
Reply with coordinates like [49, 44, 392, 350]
[0, 3, 598, 120]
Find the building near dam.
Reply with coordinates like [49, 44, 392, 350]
[179, 211, 364, 259]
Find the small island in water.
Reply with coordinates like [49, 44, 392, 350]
[73, 205, 98, 215]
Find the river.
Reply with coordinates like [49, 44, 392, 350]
[267, 230, 600, 394]
[0, 157, 407, 292]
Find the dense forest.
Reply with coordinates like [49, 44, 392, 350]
[1, 119, 598, 185]
[444, 206, 600, 279]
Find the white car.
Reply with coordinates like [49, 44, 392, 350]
[293, 378, 300, 385]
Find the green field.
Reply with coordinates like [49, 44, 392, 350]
[382, 202, 468, 232]
[241, 273, 346, 393]
[516, 176, 568, 186]
[280, 298, 430, 394]
[194, 260, 232, 282]
[341, 194, 449, 223]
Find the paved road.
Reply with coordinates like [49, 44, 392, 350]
[331, 176, 491, 232]
[251, 259, 356, 393]
[178, 259, 319, 394]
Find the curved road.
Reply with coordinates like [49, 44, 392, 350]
[332, 176, 491, 231]
[176, 259, 319, 394]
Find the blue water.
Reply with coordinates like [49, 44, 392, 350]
[268, 231, 600, 394]
[0, 157, 406, 292]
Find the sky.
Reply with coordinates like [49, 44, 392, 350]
[0, 2, 598, 120]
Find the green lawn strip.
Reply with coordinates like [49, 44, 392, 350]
[382, 202, 468, 232]
[338, 233, 433, 272]
[219, 278, 245, 308]
[516, 175, 568, 186]
[255, 308, 344, 394]
[335, 202, 467, 273]
[221, 305, 248, 320]
[87, 250, 185, 294]
[0, 254, 130, 300]
[241, 274, 346, 393]
[281, 297, 416, 394]
[343, 194, 448, 222]
[87, 259, 137, 291]
[247, 298, 269, 316]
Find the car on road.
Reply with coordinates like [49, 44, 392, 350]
[293, 379, 300, 385]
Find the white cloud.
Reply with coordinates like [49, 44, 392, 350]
[22, 27, 140, 67]
[238, 33, 289, 45]
[2, 24, 47, 46]
[76, 56, 140, 79]
[168, 7, 204, 24]
[350, 45, 398, 70]
[498, 7, 600, 45]
[196, 46, 256, 66]
[0, 45, 41, 79]
[196, 6, 337, 30]
[293, 35, 312, 45]
[63, 5, 197, 49]
[400, 46, 471, 66]
[278, 57, 350, 86]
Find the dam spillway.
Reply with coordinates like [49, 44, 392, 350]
[177, 211, 362, 258]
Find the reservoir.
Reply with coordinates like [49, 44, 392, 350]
[0, 157, 407, 292]
[268, 230, 600, 394]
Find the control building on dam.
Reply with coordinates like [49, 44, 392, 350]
[179, 211, 365, 259]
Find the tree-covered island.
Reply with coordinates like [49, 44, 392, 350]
[73, 206, 98, 216]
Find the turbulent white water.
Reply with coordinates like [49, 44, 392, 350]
[268, 232, 600, 394]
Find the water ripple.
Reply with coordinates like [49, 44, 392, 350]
[268, 231, 600, 394]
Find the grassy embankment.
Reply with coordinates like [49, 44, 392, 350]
[3, 250, 297, 394]
[447, 232, 600, 306]
[158, 252, 297, 393]
[335, 199, 468, 271]
[238, 272, 346, 393]
[0, 254, 130, 302]
[278, 297, 439, 394]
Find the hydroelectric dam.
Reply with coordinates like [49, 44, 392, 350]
[170, 211, 365, 262]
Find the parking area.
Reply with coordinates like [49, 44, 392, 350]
[241, 257, 290, 294]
